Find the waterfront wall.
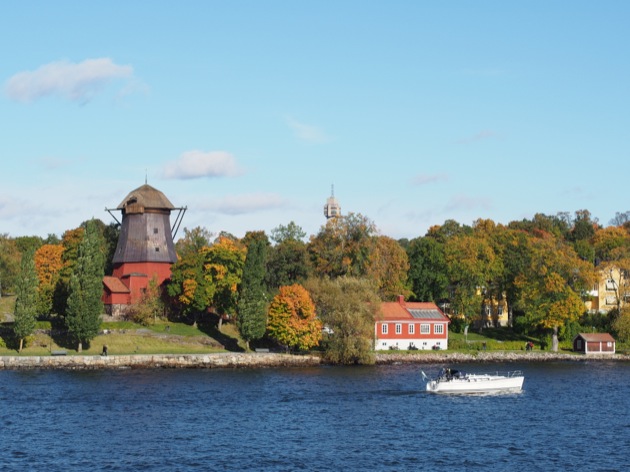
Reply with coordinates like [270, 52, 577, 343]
[0, 352, 322, 370]
[1, 351, 628, 370]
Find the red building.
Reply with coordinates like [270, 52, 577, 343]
[375, 296, 450, 351]
[573, 333, 616, 354]
[102, 184, 185, 317]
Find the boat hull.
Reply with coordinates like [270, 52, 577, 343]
[426, 373, 524, 394]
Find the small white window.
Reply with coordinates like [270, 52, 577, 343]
[381, 324, 388, 335]
[408, 324, 415, 335]
[395, 324, 402, 334]
[434, 324, 444, 335]
[421, 324, 430, 334]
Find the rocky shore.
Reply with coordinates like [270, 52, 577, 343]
[0, 350, 628, 370]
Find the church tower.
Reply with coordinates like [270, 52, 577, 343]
[323, 185, 341, 219]
[102, 183, 186, 316]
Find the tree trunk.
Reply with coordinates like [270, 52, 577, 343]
[77, 341, 83, 353]
[19, 338, 23, 353]
[551, 326, 559, 352]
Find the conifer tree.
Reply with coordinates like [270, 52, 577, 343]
[65, 220, 105, 352]
[13, 248, 38, 352]
[237, 232, 269, 350]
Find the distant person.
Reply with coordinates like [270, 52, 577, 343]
[102, 345, 108, 356]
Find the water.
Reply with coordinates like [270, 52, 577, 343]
[1, 361, 629, 471]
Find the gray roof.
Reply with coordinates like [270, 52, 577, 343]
[117, 184, 175, 210]
[408, 309, 446, 320]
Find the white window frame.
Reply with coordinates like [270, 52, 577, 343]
[381, 324, 388, 335]
[420, 324, 430, 334]
[434, 324, 444, 335]
[408, 324, 415, 335]
[395, 323, 402, 334]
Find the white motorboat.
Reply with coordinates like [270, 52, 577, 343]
[422, 368, 524, 394]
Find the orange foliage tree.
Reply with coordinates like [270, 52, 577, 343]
[267, 284, 322, 351]
[34, 244, 65, 315]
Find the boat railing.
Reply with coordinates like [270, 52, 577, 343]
[467, 370, 523, 378]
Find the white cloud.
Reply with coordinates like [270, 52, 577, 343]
[286, 116, 329, 143]
[199, 193, 286, 215]
[4, 58, 134, 103]
[162, 150, 244, 179]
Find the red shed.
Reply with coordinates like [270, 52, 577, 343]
[375, 296, 450, 351]
[573, 333, 616, 354]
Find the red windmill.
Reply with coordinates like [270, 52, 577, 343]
[102, 183, 186, 317]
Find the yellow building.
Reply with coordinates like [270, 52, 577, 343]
[586, 266, 629, 314]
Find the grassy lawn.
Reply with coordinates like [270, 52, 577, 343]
[0, 305, 246, 355]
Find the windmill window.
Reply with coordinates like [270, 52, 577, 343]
[154, 228, 159, 234]
[155, 247, 160, 252]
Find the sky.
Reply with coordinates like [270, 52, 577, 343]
[1, 1, 629, 242]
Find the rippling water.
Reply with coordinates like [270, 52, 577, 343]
[0, 361, 629, 471]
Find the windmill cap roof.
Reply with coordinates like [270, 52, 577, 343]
[117, 184, 175, 210]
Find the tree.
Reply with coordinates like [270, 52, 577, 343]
[0, 234, 21, 297]
[306, 277, 381, 365]
[237, 231, 270, 350]
[266, 284, 322, 351]
[270, 221, 306, 244]
[13, 249, 39, 352]
[366, 236, 411, 301]
[266, 238, 312, 291]
[406, 235, 449, 303]
[175, 226, 214, 260]
[308, 212, 377, 278]
[515, 235, 595, 351]
[34, 244, 64, 316]
[444, 232, 502, 329]
[204, 236, 246, 324]
[128, 276, 165, 325]
[65, 220, 105, 352]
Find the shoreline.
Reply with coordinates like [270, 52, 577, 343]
[0, 350, 629, 370]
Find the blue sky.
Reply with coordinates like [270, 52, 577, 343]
[2, 1, 629, 241]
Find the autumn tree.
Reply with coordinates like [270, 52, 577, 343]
[306, 276, 381, 364]
[237, 231, 270, 350]
[204, 236, 246, 325]
[444, 230, 502, 329]
[168, 235, 246, 328]
[175, 226, 214, 260]
[127, 276, 165, 325]
[266, 284, 322, 351]
[13, 248, 39, 352]
[366, 235, 411, 301]
[308, 213, 377, 278]
[65, 220, 105, 352]
[53, 227, 85, 315]
[34, 244, 64, 316]
[515, 234, 595, 351]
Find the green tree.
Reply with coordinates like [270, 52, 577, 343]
[65, 220, 105, 352]
[0, 234, 21, 297]
[270, 221, 307, 244]
[266, 284, 322, 351]
[266, 238, 312, 291]
[175, 226, 214, 260]
[237, 231, 270, 350]
[306, 277, 381, 365]
[406, 235, 449, 302]
[13, 248, 39, 352]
